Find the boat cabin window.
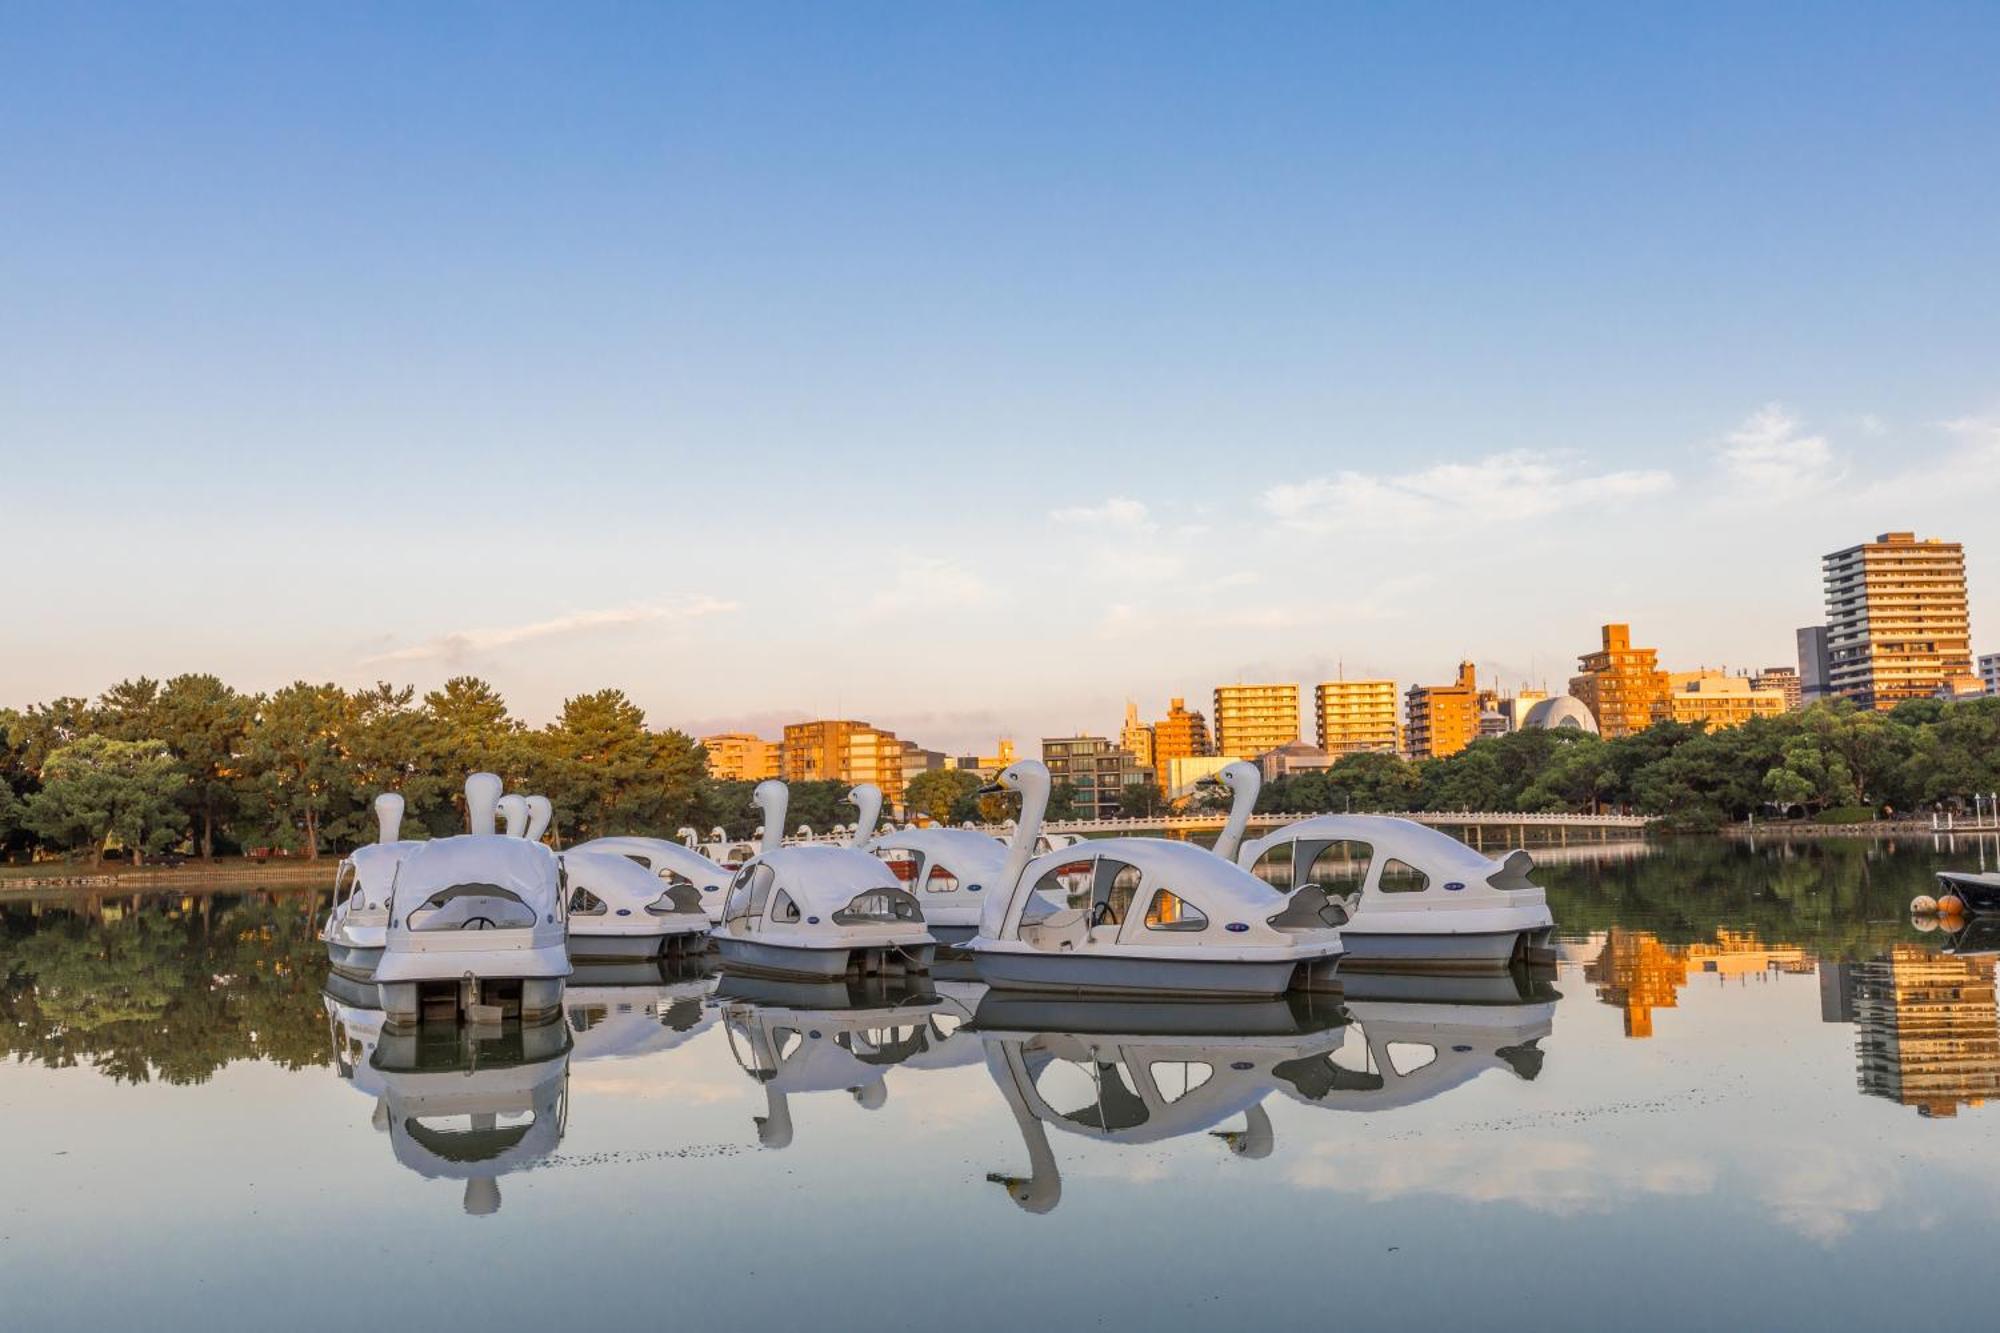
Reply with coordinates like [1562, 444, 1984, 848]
[725, 865, 776, 923]
[769, 891, 801, 924]
[1035, 859, 1095, 909]
[647, 884, 703, 916]
[881, 850, 924, 886]
[1144, 889, 1209, 933]
[333, 863, 359, 910]
[1300, 839, 1373, 892]
[922, 865, 960, 894]
[832, 887, 922, 924]
[407, 884, 537, 931]
[1377, 858, 1430, 893]
[623, 853, 654, 871]
[1094, 859, 1143, 925]
[569, 887, 608, 916]
[1248, 845, 1293, 891]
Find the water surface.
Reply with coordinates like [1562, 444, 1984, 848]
[4, 837, 1998, 1331]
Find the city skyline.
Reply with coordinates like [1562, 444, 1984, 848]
[7, 7, 1999, 754]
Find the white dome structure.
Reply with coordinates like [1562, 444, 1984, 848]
[1521, 696, 1599, 734]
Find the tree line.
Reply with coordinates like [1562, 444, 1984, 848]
[1244, 696, 2000, 830]
[6, 678, 1997, 863]
[0, 675, 856, 864]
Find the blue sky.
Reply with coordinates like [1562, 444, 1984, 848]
[5, 4, 1998, 750]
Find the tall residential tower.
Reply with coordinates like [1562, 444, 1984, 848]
[1823, 532, 1972, 709]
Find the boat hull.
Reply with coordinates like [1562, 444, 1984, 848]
[1338, 927, 1549, 972]
[566, 930, 708, 962]
[714, 936, 935, 981]
[968, 948, 1326, 1000]
[325, 941, 384, 981]
[1937, 872, 2000, 914]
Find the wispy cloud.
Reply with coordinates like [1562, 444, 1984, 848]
[1262, 451, 1673, 535]
[867, 555, 991, 616]
[1049, 496, 1152, 529]
[364, 597, 736, 666]
[1715, 403, 1845, 501]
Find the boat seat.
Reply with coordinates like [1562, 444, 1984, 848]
[1266, 884, 1352, 930]
[1022, 908, 1090, 951]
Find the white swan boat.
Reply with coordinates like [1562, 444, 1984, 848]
[374, 773, 571, 1028]
[870, 828, 1019, 946]
[322, 793, 421, 982]
[566, 835, 735, 922]
[561, 848, 711, 961]
[963, 762, 1345, 998]
[711, 780, 936, 981]
[1235, 809, 1556, 970]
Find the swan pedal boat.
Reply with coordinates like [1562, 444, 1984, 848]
[713, 843, 937, 981]
[1237, 815, 1557, 971]
[1935, 869, 2000, 914]
[561, 848, 712, 961]
[566, 835, 735, 924]
[322, 794, 419, 982]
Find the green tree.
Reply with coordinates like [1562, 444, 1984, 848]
[905, 769, 982, 824]
[238, 682, 351, 858]
[536, 690, 706, 842]
[151, 674, 254, 858]
[1045, 780, 1080, 823]
[1119, 780, 1168, 817]
[24, 735, 189, 864]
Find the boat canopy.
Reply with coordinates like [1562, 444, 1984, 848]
[569, 835, 732, 889]
[728, 844, 916, 920]
[563, 849, 705, 921]
[1237, 815, 1530, 897]
[388, 835, 564, 934]
[871, 828, 1008, 889]
[982, 837, 1291, 944]
[338, 840, 424, 909]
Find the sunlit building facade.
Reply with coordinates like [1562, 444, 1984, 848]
[1569, 623, 1669, 739]
[1653, 671, 1789, 730]
[1042, 735, 1148, 820]
[1823, 532, 1973, 709]
[1404, 661, 1480, 760]
[1212, 683, 1301, 759]
[1119, 702, 1154, 771]
[1150, 697, 1213, 790]
[1982, 653, 2000, 697]
[700, 732, 780, 782]
[781, 719, 905, 791]
[1751, 665, 1804, 711]
[1313, 679, 1401, 756]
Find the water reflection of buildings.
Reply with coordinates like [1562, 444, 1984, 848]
[1847, 946, 2000, 1118]
[1583, 928, 1812, 1038]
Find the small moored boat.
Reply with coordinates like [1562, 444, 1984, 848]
[565, 835, 735, 922]
[561, 849, 711, 961]
[963, 762, 1345, 998]
[373, 773, 571, 1029]
[711, 780, 936, 981]
[1935, 869, 2000, 914]
[1235, 808, 1557, 971]
[322, 793, 421, 982]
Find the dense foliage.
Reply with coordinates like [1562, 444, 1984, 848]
[0, 675, 715, 861]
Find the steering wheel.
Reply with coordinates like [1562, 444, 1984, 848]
[464, 915, 497, 930]
[1090, 901, 1117, 928]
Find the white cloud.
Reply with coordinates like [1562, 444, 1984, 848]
[1715, 403, 1845, 500]
[867, 556, 992, 616]
[1262, 451, 1673, 535]
[1049, 496, 1153, 529]
[363, 596, 736, 666]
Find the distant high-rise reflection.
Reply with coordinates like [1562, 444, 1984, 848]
[1852, 945, 2000, 1118]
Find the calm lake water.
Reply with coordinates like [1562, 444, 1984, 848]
[6, 836, 2000, 1331]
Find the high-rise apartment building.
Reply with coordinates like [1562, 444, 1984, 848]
[1041, 736, 1148, 820]
[1212, 683, 1300, 758]
[1119, 702, 1154, 771]
[1313, 679, 1400, 756]
[781, 719, 905, 791]
[1653, 672, 1789, 730]
[1405, 661, 1481, 760]
[1981, 653, 2000, 697]
[1751, 666, 1804, 712]
[1150, 697, 1212, 789]
[700, 732, 781, 781]
[1797, 626, 1832, 703]
[1823, 532, 1972, 709]
[1570, 624, 1668, 739]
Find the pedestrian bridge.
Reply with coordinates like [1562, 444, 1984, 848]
[994, 809, 1651, 850]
